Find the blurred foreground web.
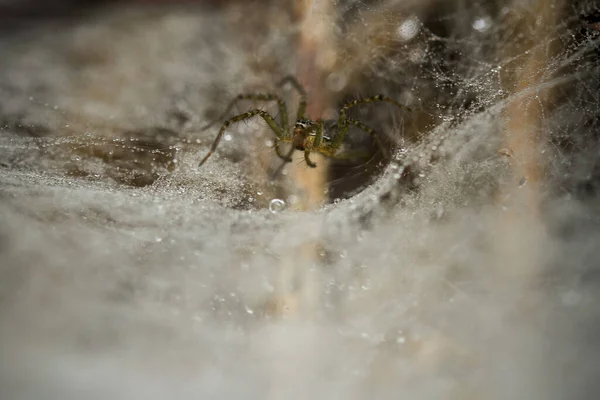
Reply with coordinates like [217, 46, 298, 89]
[1, 1, 600, 399]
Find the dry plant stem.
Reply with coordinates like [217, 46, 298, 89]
[499, 0, 563, 279]
[295, 0, 336, 309]
[283, 0, 337, 298]
[268, 8, 338, 398]
[269, 1, 337, 321]
[292, 0, 334, 209]
[281, 0, 336, 316]
[503, 0, 562, 213]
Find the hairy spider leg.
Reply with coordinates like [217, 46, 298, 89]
[201, 93, 289, 134]
[312, 119, 326, 147]
[277, 75, 308, 120]
[198, 109, 284, 167]
[344, 118, 389, 159]
[274, 139, 293, 162]
[331, 95, 409, 153]
[304, 151, 317, 168]
[304, 119, 326, 168]
[271, 143, 297, 179]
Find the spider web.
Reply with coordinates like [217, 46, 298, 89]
[1, 1, 600, 399]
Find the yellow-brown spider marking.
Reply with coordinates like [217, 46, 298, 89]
[198, 76, 410, 168]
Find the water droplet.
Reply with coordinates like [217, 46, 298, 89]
[397, 16, 420, 41]
[224, 134, 232, 141]
[269, 198, 286, 214]
[473, 16, 492, 32]
[326, 72, 348, 92]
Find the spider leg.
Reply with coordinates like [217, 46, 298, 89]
[299, 120, 325, 168]
[312, 119, 326, 148]
[271, 144, 296, 180]
[345, 118, 389, 159]
[201, 93, 289, 133]
[198, 109, 284, 167]
[274, 140, 293, 162]
[331, 95, 410, 150]
[277, 75, 307, 120]
[304, 150, 317, 168]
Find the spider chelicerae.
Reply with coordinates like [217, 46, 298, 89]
[198, 76, 409, 168]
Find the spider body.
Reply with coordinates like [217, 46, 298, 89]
[291, 119, 316, 151]
[198, 76, 409, 168]
[291, 119, 334, 152]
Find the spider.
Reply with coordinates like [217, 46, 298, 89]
[198, 76, 409, 168]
